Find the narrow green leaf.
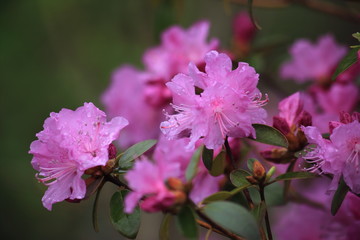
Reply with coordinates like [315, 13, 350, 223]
[274, 171, 317, 182]
[209, 150, 226, 176]
[250, 124, 289, 148]
[159, 213, 172, 240]
[186, 146, 203, 181]
[332, 48, 359, 80]
[202, 191, 233, 204]
[92, 181, 105, 232]
[230, 184, 253, 195]
[118, 139, 157, 170]
[176, 205, 198, 240]
[230, 169, 251, 187]
[203, 201, 260, 240]
[110, 190, 141, 239]
[202, 147, 213, 171]
[247, 158, 257, 172]
[331, 178, 349, 216]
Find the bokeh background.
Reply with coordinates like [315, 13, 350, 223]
[1, 0, 358, 239]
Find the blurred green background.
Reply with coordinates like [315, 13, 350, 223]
[1, 0, 358, 239]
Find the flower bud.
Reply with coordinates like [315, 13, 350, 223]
[253, 160, 266, 181]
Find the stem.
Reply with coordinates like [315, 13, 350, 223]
[104, 174, 131, 190]
[259, 185, 273, 240]
[224, 136, 236, 168]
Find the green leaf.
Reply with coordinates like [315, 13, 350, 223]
[176, 205, 198, 240]
[186, 146, 203, 181]
[250, 124, 289, 148]
[110, 190, 141, 239]
[202, 191, 233, 204]
[230, 184, 254, 195]
[273, 171, 317, 182]
[230, 169, 251, 187]
[332, 48, 359, 80]
[203, 201, 260, 240]
[202, 147, 213, 171]
[118, 139, 157, 170]
[209, 150, 226, 176]
[92, 181, 105, 232]
[249, 182, 285, 206]
[331, 177, 349, 216]
[247, 158, 257, 172]
[159, 213, 172, 240]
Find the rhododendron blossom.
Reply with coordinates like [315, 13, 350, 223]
[280, 34, 347, 83]
[302, 114, 360, 193]
[124, 156, 180, 213]
[101, 66, 162, 148]
[29, 102, 128, 210]
[161, 50, 267, 150]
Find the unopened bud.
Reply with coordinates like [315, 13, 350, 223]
[253, 160, 266, 181]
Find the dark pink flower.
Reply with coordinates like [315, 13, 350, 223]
[101, 66, 163, 148]
[280, 35, 347, 83]
[161, 51, 267, 150]
[29, 103, 128, 210]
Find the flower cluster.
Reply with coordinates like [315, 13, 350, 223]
[161, 50, 267, 150]
[29, 103, 128, 210]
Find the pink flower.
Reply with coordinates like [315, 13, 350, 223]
[101, 66, 163, 148]
[280, 35, 347, 83]
[302, 116, 360, 193]
[29, 102, 128, 210]
[143, 21, 219, 80]
[161, 50, 267, 150]
[232, 11, 256, 44]
[124, 157, 180, 213]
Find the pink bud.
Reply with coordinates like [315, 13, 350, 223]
[232, 11, 257, 44]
